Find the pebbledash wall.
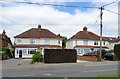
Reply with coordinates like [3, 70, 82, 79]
[15, 38, 62, 46]
[66, 39, 108, 49]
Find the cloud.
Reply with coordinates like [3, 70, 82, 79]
[0, 1, 118, 43]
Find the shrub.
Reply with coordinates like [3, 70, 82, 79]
[44, 49, 77, 63]
[31, 52, 43, 64]
[107, 50, 114, 53]
[114, 44, 120, 61]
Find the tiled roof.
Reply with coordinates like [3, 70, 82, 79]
[70, 27, 106, 40]
[14, 25, 60, 39]
[103, 37, 119, 42]
[15, 45, 62, 48]
[74, 45, 108, 49]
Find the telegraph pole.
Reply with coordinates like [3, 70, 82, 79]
[99, 7, 104, 61]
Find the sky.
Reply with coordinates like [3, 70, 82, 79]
[0, 0, 119, 43]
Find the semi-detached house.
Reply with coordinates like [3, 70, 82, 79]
[14, 25, 62, 58]
[66, 27, 108, 55]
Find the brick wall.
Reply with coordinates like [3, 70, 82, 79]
[77, 55, 99, 62]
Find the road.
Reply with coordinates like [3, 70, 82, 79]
[2, 60, 119, 77]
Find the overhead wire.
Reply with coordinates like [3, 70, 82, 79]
[104, 8, 120, 15]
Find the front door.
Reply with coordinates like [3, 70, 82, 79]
[19, 50, 22, 58]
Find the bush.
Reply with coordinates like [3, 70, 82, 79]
[31, 52, 43, 64]
[44, 49, 77, 63]
[107, 50, 114, 53]
[114, 44, 120, 61]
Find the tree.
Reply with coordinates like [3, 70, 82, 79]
[58, 34, 67, 48]
[114, 44, 120, 61]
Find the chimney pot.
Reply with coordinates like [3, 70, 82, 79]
[83, 27, 87, 32]
[2, 30, 6, 35]
[38, 25, 41, 29]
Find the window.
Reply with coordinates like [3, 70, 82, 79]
[28, 49, 36, 54]
[58, 40, 61, 44]
[103, 41, 105, 45]
[30, 39, 35, 44]
[94, 41, 98, 45]
[76, 40, 77, 45]
[17, 49, 19, 54]
[84, 40, 88, 45]
[44, 39, 50, 44]
[17, 38, 22, 43]
[23, 49, 27, 55]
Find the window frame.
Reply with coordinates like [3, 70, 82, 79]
[29, 39, 35, 44]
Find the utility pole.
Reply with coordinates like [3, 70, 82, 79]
[99, 7, 104, 61]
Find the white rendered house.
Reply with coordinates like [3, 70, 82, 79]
[14, 25, 62, 58]
[66, 27, 108, 55]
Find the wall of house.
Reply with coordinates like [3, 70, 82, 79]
[14, 38, 62, 46]
[66, 40, 74, 48]
[106, 42, 119, 50]
[66, 39, 108, 49]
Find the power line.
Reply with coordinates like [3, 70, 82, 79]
[102, 0, 119, 7]
[104, 8, 120, 15]
[85, 14, 100, 27]
[1, 0, 100, 9]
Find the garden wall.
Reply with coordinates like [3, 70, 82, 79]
[77, 55, 99, 62]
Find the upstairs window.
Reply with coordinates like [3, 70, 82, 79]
[58, 40, 61, 44]
[103, 41, 106, 45]
[84, 40, 88, 45]
[76, 40, 78, 45]
[17, 38, 22, 43]
[30, 39, 35, 44]
[44, 39, 50, 44]
[94, 41, 98, 45]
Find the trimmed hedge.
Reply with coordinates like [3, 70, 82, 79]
[114, 44, 120, 61]
[44, 49, 77, 63]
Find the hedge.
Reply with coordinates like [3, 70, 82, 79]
[31, 52, 43, 64]
[44, 49, 77, 63]
[114, 44, 120, 61]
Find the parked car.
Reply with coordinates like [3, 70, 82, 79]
[103, 53, 114, 60]
[83, 52, 98, 56]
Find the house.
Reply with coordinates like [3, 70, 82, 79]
[0, 30, 13, 49]
[103, 37, 120, 50]
[66, 27, 108, 55]
[14, 25, 62, 58]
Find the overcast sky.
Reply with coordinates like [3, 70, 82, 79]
[0, 0, 119, 43]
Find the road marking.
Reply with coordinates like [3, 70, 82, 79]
[8, 74, 34, 77]
[85, 64, 118, 67]
[43, 73, 52, 76]
[83, 69, 118, 73]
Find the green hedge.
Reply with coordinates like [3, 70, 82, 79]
[44, 49, 77, 63]
[114, 44, 120, 61]
[31, 52, 43, 64]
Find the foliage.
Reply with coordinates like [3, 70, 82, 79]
[107, 50, 114, 53]
[114, 44, 120, 61]
[58, 34, 67, 48]
[44, 49, 77, 63]
[31, 52, 43, 64]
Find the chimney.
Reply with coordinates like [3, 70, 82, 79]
[38, 25, 41, 29]
[2, 30, 6, 35]
[83, 27, 87, 32]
